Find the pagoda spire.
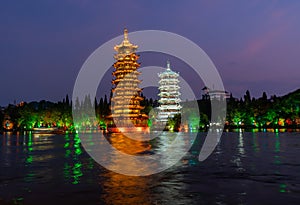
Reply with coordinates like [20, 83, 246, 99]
[166, 60, 171, 71]
[124, 28, 129, 42]
[114, 28, 138, 58]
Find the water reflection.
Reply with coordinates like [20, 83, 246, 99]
[238, 131, 245, 156]
[26, 132, 33, 165]
[252, 132, 260, 153]
[101, 172, 152, 205]
[1, 132, 300, 204]
[231, 131, 245, 172]
[63, 134, 83, 184]
[80, 131, 193, 176]
[274, 133, 281, 165]
[99, 132, 189, 205]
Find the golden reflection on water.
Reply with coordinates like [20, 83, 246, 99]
[101, 171, 152, 205]
[108, 133, 152, 155]
[97, 132, 189, 204]
[98, 133, 154, 204]
[101, 133, 154, 176]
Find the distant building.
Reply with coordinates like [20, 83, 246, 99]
[202, 86, 230, 100]
[157, 61, 182, 122]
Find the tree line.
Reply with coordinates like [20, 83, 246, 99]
[1, 89, 299, 132]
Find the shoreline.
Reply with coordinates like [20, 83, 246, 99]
[1, 126, 300, 134]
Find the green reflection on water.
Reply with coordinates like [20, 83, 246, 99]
[26, 155, 33, 164]
[64, 142, 70, 148]
[252, 133, 259, 152]
[72, 162, 83, 185]
[274, 133, 281, 165]
[63, 133, 84, 185]
[64, 163, 71, 180]
[25, 132, 33, 165]
[75, 147, 82, 155]
[279, 184, 287, 193]
[28, 132, 33, 152]
[64, 134, 71, 158]
[65, 150, 71, 158]
[24, 132, 35, 183]
[24, 172, 35, 182]
[88, 157, 94, 170]
[275, 133, 280, 153]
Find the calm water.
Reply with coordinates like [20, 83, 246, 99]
[1, 131, 300, 205]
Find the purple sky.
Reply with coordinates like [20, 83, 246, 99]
[1, 0, 300, 106]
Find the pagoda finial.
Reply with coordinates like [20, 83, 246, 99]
[166, 60, 171, 70]
[124, 28, 128, 41]
[114, 28, 138, 55]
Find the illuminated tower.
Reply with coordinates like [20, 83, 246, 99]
[108, 29, 148, 130]
[157, 61, 182, 122]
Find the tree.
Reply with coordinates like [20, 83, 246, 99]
[244, 90, 251, 104]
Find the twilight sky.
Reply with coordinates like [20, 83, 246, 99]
[1, 0, 300, 106]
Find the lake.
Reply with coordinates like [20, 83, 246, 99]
[1, 131, 300, 204]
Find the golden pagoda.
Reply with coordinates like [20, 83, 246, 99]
[107, 29, 148, 132]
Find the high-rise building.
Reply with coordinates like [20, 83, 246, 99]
[107, 29, 148, 131]
[157, 61, 182, 122]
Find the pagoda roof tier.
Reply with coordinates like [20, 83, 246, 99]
[157, 114, 180, 118]
[114, 53, 140, 62]
[159, 89, 180, 92]
[158, 105, 182, 109]
[157, 112, 180, 116]
[112, 82, 141, 87]
[158, 99, 181, 103]
[111, 94, 143, 98]
[159, 103, 181, 108]
[159, 81, 180, 85]
[158, 87, 180, 90]
[158, 91, 181, 97]
[158, 91, 181, 95]
[112, 105, 144, 109]
[159, 79, 180, 83]
[114, 62, 140, 68]
[113, 93, 143, 98]
[157, 112, 181, 116]
[111, 100, 144, 104]
[111, 96, 144, 101]
[159, 97, 181, 100]
[159, 74, 178, 77]
[113, 70, 141, 75]
[158, 105, 181, 109]
[111, 113, 148, 118]
[158, 110, 181, 113]
[158, 61, 180, 77]
[116, 53, 139, 60]
[112, 88, 141, 93]
[159, 84, 180, 88]
[113, 86, 141, 90]
[159, 97, 181, 101]
[159, 71, 179, 75]
[114, 29, 138, 58]
[114, 55, 140, 61]
[158, 90, 180, 93]
[112, 88, 142, 92]
[112, 78, 141, 84]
